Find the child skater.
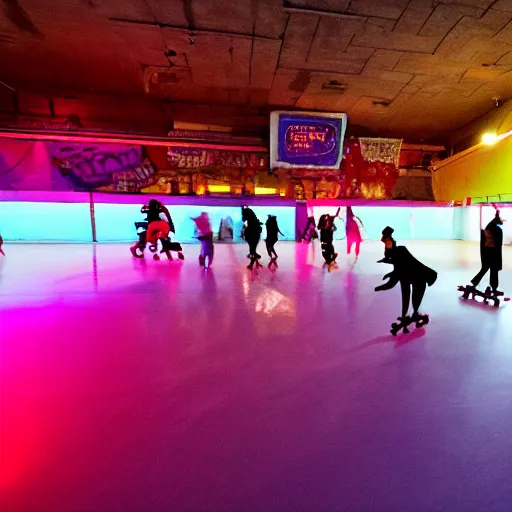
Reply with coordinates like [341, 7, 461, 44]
[265, 215, 284, 268]
[318, 207, 340, 271]
[191, 212, 214, 269]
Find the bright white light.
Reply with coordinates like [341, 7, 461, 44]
[482, 132, 498, 145]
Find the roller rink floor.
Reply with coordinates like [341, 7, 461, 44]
[2, 240, 512, 512]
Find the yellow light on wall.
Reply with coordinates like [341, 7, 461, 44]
[208, 185, 231, 193]
[255, 187, 277, 195]
[482, 132, 498, 145]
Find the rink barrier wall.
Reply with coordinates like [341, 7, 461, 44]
[0, 190, 503, 243]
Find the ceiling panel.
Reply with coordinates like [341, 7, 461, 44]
[2, 0, 512, 140]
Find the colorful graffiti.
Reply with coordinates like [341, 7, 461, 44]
[0, 136, 409, 200]
[51, 144, 156, 191]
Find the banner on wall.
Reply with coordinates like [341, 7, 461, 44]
[166, 147, 268, 169]
[344, 139, 400, 200]
[270, 111, 347, 169]
[359, 138, 402, 167]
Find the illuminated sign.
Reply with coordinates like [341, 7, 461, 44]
[270, 111, 347, 169]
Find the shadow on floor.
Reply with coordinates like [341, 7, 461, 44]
[351, 327, 426, 351]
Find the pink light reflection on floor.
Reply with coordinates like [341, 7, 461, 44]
[1, 241, 512, 511]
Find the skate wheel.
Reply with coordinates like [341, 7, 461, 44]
[131, 246, 145, 258]
[403, 327, 410, 334]
[390, 329, 398, 336]
[153, 254, 160, 261]
[178, 252, 185, 260]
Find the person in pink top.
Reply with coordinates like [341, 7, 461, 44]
[345, 206, 363, 258]
[191, 212, 214, 268]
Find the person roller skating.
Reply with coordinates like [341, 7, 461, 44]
[130, 199, 184, 261]
[265, 215, 284, 269]
[470, 209, 504, 295]
[192, 212, 214, 269]
[318, 207, 340, 272]
[346, 206, 363, 259]
[242, 206, 263, 270]
[375, 226, 437, 335]
[458, 209, 508, 306]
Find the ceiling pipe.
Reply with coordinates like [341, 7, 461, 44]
[0, 128, 268, 152]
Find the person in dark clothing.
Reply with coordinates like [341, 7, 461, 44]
[265, 215, 284, 261]
[470, 209, 504, 293]
[242, 206, 263, 270]
[375, 228, 437, 322]
[318, 207, 340, 268]
[144, 199, 175, 231]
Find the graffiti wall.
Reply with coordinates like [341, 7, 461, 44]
[0, 137, 406, 200]
[0, 140, 155, 192]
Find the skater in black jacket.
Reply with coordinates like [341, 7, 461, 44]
[375, 228, 437, 324]
[318, 207, 340, 269]
[242, 206, 263, 270]
[265, 215, 284, 261]
[469, 209, 504, 294]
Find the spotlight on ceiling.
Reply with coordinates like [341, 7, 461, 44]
[482, 132, 498, 145]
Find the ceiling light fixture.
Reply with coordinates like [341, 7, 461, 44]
[481, 132, 498, 145]
[321, 80, 346, 91]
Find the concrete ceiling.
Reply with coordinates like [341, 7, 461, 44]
[2, 0, 512, 141]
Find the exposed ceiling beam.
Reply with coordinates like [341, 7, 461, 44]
[109, 18, 282, 41]
[0, 128, 268, 151]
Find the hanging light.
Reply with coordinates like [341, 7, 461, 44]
[482, 132, 498, 145]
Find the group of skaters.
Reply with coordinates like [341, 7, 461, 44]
[0, 200, 505, 329]
[127, 199, 506, 326]
[129, 200, 286, 270]
[129, 200, 504, 290]
[301, 206, 364, 272]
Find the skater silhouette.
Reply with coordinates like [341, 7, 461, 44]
[242, 206, 263, 270]
[192, 212, 214, 268]
[376, 226, 437, 323]
[265, 215, 284, 267]
[318, 208, 340, 270]
[469, 209, 504, 294]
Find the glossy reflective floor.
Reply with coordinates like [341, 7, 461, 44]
[2, 241, 512, 512]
